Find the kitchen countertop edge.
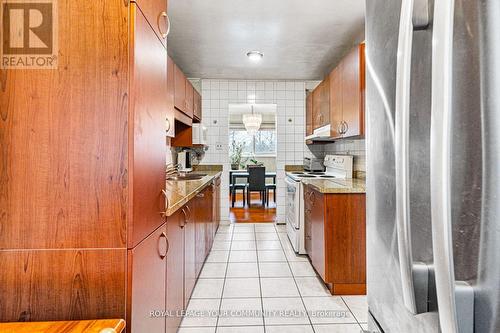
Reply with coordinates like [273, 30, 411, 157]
[301, 178, 366, 194]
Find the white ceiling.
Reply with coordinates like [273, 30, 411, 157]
[167, 0, 365, 80]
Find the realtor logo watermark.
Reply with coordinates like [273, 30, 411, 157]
[1, 0, 58, 69]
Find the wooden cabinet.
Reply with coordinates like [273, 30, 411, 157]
[212, 176, 221, 238]
[166, 56, 176, 138]
[329, 64, 343, 138]
[306, 92, 313, 136]
[174, 63, 186, 113]
[184, 202, 196, 306]
[341, 43, 365, 138]
[194, 192, 207, 277]
[312, 76, 330, 130]
[204, 186, 214, 255]
[129, 3, 168, 248]
[131, 0, 169, 48]
[185, 81, 194, 118]
[304, 185, 366, 295]
[128, 224, 167, 333]
[166, 209, 185, 332]
[193, 90, 202, 122]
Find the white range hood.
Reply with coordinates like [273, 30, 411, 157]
[305, 124, 334, 141]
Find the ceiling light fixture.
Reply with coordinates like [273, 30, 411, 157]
[243, 105, 262, 136]
[246, 50, 264, 62]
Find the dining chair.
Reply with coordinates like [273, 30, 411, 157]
[246, 166, 266, 207]
[265, 182, 277, 206]
[231, 174, 247, 207]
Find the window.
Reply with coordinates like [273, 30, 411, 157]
[229, 129, 276, 156]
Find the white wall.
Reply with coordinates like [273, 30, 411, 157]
[199, 79, 320, 224]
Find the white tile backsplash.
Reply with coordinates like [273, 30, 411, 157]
[199, 79, 320, 224]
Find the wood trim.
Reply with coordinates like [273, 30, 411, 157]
[0, 319, 126, 333]
[332, 283, 366, 296]
[175, 110, 193, 126]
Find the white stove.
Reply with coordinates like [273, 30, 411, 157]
[285, 155, 353, 254]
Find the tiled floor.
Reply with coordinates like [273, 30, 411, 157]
[179, 223, 368, 333]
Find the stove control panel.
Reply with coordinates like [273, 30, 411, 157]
[324, 155, 353, 178]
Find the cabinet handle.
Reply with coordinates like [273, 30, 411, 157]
[157, 12, 170, 39]
[337, 123, 343, 135]
[160, 190, 169, 216]
[180, 209, 187, 228]
[197, 193, 205, 198]
[342, 121, 349, 134]
[158, 232, 168, 259]
[185, 205, 192, 222]
[166, 118, 171, 133]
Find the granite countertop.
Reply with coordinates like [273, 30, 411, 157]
[301, 178, 366, 194]
[164, 171, 222, 216]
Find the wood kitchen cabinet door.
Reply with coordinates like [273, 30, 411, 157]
[306, 92, 313, 136]
[341, 43, 365, 138]
[184, 202, 196, 305]
[166, 55, 176, 138]
[204, 186, 214, 255]
[128, 224, 167, 333]
[0, 249, 126, 322]
[174, 63, 186, 113]
[185, 81, 195, 119]
[193, 90, 202, 121]
[309, 188, 326, 281]
[312, 78, 330, 130]
[166, 209, 185, 332]
[194, 191, 207, 277]
[132, 0, 169, 48]
[129, 4, 168, 248]
[304, 188, 313, 256]
[329, 64, 343, 139]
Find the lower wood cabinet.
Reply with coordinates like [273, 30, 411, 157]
[194, 192, 207, 277]
[184, 201, 197, 306]
[304, 185, 366, 295]
[127, 224, 168, 333]
[166, 209, 185, 333]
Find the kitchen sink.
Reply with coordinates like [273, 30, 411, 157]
[167, 173, 207, 181]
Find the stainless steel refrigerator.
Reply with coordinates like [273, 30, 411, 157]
[365, 0, 500, 332]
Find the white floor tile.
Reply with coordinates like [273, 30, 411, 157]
[283, 249, 309, 262]
[289, 262, 317, 277]
[257, 250, 287, 262]
[313, 324, 363, 333]
[217, 226, 235, 234]
[256, 240, 282, 250]
[231, 241, 257, 251]
[261, 277, 300, 297]
[216, 327, 264, 333]
[255, 225, 277, 233]
[259, 262, 292, 277]
[218, 298, 264, 326]
[199, 263, 227, 278]
[178, 327, 216, 333]
[295, 277, 331, 297]
[191, 279, 225, 299]
[232, 233, 256, 241]
[226, 262, 259, 278]
[265, 325, 314, 333]
[302, 297, 357, 324]
[215, 233, 233, 241]
[342, 296, 368, 323]
[229, 250, 258, 263]
[262, 297, 309, 325]
[181, 299, 220, 327]
[223, 278, 261, 298]
[212, 241, 232, 251]
[206, 250, 230, 263]
[255, 233, 280, 241]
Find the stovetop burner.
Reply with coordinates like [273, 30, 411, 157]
[291, 172, 305, 174]
[308, 172, 325, 175]
[297, 175, 316, 178]
[320, 175, 336, 178]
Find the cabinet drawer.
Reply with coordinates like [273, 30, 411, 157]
[132, 0, 169, 47]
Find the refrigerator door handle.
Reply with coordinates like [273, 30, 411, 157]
[431, 0, 474, 332]
[395, 0, 431, 315]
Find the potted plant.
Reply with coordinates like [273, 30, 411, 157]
[230, 139, 244, 170]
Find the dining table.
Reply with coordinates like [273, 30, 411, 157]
[229, 170, 277, 186]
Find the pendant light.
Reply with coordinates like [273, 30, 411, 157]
[242, 105, 262, 136]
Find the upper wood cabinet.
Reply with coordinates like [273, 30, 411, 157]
[312, 77, 330, 130]
[131, 0, 169, 48]
[128, 224, 167, 333]
[306, 92, 313, 136]
[341, 43, 365, 138]
[329, 64, 343, 138]
[129, 4, 168, 248]
[166, 56, 176, 138]
[193, 90, 202, 121]
[185, 80, 194, 118]
[174, 63, 186, 113]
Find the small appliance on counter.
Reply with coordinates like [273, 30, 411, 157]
[303, 157, 324, 172]
[177, 150, 192, 173]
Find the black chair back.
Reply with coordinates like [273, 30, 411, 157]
[247, 166, 266, 191]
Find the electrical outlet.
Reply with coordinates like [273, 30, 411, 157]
[215, 142, 223, 151]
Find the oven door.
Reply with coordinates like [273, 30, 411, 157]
[285, 177, 300, 229]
